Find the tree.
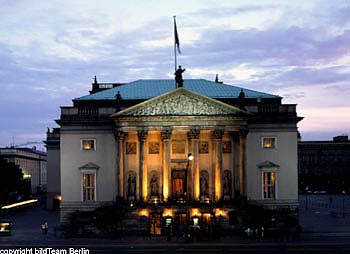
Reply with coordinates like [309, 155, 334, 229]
[0, 157, 25, 205]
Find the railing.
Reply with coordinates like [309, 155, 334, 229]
[246, 104, 297, 115]
[60, 107, 116, 122]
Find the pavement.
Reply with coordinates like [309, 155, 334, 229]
[1, 194, 350, 249]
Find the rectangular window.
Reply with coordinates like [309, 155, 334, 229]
[262, 137, 276, 149]
[83, 173, 95, 201]
[81, 139, 96, 151]
[263, 172, 275, 199]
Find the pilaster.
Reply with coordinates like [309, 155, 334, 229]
[138, 130, 148, 201]
[161, 129, 172, 201]
[212, 129, 224, 201]
[188, 127, 200, 200]
[114, 129, 127, 198]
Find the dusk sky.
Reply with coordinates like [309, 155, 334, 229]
[1, 0, 350, 150]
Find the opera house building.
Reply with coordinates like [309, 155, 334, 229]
[48, 76, 302, 235]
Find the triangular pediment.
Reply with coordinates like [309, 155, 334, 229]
[257, 160, 280, 169]
[79, 162, 100, 170]
[112, 88, 249, 117]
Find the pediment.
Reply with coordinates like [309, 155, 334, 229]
[79, 162, 100, 170]
[257, 160, 280, 169]
[112, 88, 249, 117]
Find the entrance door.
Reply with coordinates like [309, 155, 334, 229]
[201, 213, 213, 235]
[175, 213, 187, 237]
[172, 170, 186, 200]
[149, 213, 162, 235]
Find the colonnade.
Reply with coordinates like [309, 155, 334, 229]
[114, 127, 247, 202]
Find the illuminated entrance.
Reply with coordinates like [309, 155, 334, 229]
[175, 213, 187, 236]
[149, 213, 162, 235]
[201, 213, 213, 235]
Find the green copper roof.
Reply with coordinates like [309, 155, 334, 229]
[74, 79, 280, 101]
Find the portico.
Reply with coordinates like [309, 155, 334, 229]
[112, 87, 250, 203]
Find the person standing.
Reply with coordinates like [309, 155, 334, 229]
[41, 220, 48, 234]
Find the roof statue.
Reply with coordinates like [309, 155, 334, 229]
[115, 91, 122, 112]
[215, 74, 223, 84]
[239, 89, 246, 110]
[175, 65, 186, 88]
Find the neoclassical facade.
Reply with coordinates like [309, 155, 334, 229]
[113, 88, 249, 203]
[53, 78, 302, 231]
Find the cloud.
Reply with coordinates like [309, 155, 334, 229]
[0, 0, 350, 146]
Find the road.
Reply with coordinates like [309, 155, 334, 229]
[1, 194, 350, 253]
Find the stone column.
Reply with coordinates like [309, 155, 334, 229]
[161, 129, 172, 201]
[188, 128, 200, 200]
[239, 128, 248, 197]
[212, 129, 224, 201]
[231, 132, 240, 198]
[114, 129, 127, 198]
[138, 130, 148, 201]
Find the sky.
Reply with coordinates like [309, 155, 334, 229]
[1, 0, 350, 150]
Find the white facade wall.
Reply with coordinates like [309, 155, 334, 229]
[246, 127, 298, 202]
[60, 128, 117, 203]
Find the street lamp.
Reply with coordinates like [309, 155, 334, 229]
[184, 153, 194, 201]
[184, 153, 193, 243]
[342, 190, 346, 217]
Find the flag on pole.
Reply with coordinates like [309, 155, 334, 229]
[174, 17, 181, 54]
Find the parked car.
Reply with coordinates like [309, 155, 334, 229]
[0, 221, 12, 236]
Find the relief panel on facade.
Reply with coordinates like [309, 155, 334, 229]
[148, 142, 160, 154]
[172, 141, 186, 154]
[223, 141, 232, 153]
[126, 142, 137, 154]
[199, 141, 209, 154]
[116, 89, 243, 117]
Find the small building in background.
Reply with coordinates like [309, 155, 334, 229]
[44, 128, 61, 210]
[0, 146, 47, 194]
[298, 135, 350, 194]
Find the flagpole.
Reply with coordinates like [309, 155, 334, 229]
[174, 16, 177, 88]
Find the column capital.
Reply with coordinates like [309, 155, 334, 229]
[161, 129, 172, 140]
[188, 127, 200, 139]
[137, 130, 148, 141]
[114, 129, 127, 141]
[239, 127, 249, 138]
[212, 129, 224, 140]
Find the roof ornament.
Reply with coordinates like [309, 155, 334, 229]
[215, 74, 223, 84]
[239, 89, 246, 110]
[93, 75, 97, 84]
[115, 91, 122, 112]
[175, 65, 186, 88]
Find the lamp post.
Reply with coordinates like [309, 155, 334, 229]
[184, 153, 194, 201]
[342, 190, 346, 218]
[184, 153, 193, 243]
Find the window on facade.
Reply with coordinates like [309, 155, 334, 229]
[263, 171, 275, 199]
[82, 139, 95, 151]
[262, 137, 276, 149]
[83, 173, 95, 201]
